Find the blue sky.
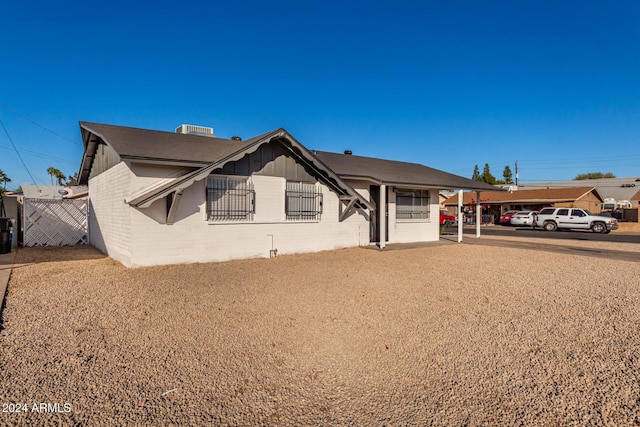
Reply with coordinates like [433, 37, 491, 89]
[1, 0, 638, 188]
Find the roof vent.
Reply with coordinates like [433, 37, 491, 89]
[344, 150, 352, 155]
[175, 124, 215, 137]
[231, 136, 242, 141]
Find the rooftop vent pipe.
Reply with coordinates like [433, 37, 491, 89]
[344, 150, 352, 155]
[231, 136, 242, 141]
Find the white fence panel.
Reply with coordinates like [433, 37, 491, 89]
[24, 198, 88, 247]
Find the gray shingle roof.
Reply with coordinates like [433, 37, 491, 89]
[80, 122, 501, 192]
[80, 122, 272, 165]
[314, 151, 500, 191]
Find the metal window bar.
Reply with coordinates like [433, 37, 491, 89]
[396, 189, 430, 219]
[206, 177, 255, 221]
[285, 182, 323, 220]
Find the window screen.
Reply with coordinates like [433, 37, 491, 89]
[396, 189, 430, 220]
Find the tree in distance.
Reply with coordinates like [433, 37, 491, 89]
[0, 169, 11, 194]
[481, 163, 498, 185]
[502, 165, 514, 184]
[46, 167, 79, 186]
[472, 164, 481, 181]
[574, 172, 616, 180]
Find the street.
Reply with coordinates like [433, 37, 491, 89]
[458, 224, 640, 244]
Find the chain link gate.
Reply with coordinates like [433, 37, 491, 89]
[23, 198, 88, 247]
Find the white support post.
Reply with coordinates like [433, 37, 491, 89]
[379, 185, 386, 249]
[457, 189, 463, 243]
[476, 191, 481, 238]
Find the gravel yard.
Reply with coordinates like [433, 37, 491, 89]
[1, 242, 639, 426]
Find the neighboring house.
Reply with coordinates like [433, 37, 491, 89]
[21, 185, 66, 200]
[438, 192, 450, 208]
[444, 187, 604, 220]
[519, 177, 640, 207]
[78, 122, 498, 267]
[20, 185, 89, 200]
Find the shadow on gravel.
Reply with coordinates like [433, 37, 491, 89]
[13, 246, 107, 265]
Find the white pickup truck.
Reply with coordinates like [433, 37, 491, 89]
[534, 207, 618, 234]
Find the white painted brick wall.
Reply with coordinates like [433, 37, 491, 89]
[127, 172, 372, 266]
[89, 163, 441, 267]
[387, 187, 439, 243]
[88, 162, 133, 266]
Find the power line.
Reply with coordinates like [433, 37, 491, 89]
[0, 144, 77, 165]
[0, 101, 81, 146]
[0, 119, 40, 190]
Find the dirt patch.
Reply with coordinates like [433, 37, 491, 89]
[616, 222, 640, 233]
[1, 245, 639, 425]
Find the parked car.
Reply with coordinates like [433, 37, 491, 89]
[499, 210, 520, 225]
[534, 207, 618, 233]
[440, 209, 457, 227]
[510, 210, 538, 226]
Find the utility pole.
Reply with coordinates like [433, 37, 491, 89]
[515, 161, 519, 186]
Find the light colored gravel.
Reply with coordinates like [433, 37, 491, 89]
[1, 243, 639, 426]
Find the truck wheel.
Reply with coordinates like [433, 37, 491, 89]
[591, 222, 607, 233]
[444, 220, 452, 228]
[543, 221, 557, 232]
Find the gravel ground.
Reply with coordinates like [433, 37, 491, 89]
[1, 243, 639, 426]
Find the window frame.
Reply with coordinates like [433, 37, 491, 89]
[395, 188, 431, 222]
[206, 175, 255, 222]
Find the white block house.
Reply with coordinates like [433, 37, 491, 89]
[78, 122, 498, 267]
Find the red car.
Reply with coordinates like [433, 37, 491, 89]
[440, 209, 457, 226]
[499, 210, 520, 225]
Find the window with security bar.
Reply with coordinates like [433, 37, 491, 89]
[396, 189, 430, 220]
[206, 176, 255, 221]
[285, 182, 323, 220]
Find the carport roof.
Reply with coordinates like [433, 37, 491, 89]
[444, 186, 602, 205]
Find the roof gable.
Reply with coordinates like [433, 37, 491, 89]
[124, 129, 375, 212]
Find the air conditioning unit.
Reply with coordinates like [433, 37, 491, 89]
[175, 124, 215, 136]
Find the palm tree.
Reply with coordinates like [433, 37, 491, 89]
[55, 170, 66, 186]
[47, 166, 66, 186]
[0, 169, 10, 194]
[66, 172, 79, 186]
[47, 166, 57, 185]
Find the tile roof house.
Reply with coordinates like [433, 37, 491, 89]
[519, 177, 640, 204]
[78, 122, 498, 267]
[444, 186, 604, 214]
